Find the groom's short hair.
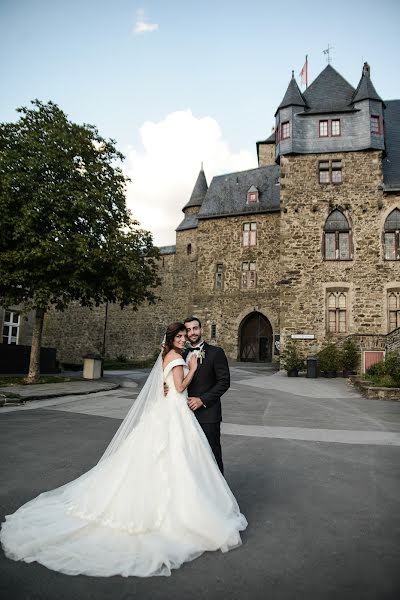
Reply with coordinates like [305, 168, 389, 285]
[184, 316, 202, 328]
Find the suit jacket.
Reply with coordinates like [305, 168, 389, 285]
[183, 342, 230, 424]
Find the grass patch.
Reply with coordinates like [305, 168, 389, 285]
[0, 375, 76, 386]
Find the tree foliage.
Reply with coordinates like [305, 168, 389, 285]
[0, 100, 160, 311]
[0, 100, 160, 380]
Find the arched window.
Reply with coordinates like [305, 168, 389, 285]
[323, 210, 351, 260]
[384, 209, 400, 260]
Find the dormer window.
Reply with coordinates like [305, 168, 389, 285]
[371, 115, 381, 134]
[281, 121, 290, 140]
[247, 185, 259, 204]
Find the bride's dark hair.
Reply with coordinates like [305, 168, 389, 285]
[162, 322, 187, 359]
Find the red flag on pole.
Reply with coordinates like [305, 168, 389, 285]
[299, 55, 308, 87]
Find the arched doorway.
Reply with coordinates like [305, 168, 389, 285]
[239, 312, 273, 362]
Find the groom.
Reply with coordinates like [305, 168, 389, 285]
[183, 316, 230, 474]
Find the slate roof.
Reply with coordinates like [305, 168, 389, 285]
[183, 168, 208, 209]
[383, 100, 400, 190]
[352, 71, 383, 104]
[176, 213, 199, 232]
[197, 165, 280, 220]
[300, 65, 356, 114]
[276, 74, 306, 115]
[159, 245, 176, 255]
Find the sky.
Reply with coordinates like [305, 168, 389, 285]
[1, 0, 399, 245]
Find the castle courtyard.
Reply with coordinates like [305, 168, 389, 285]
[1, 367, 399, 600]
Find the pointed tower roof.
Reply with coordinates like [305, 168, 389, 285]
[351, 62, 384, 105]
[302, 64, 355, 113]
[275, 71, 306, 115]
[183, 166, 208, 210]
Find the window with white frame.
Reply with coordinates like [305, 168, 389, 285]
[388, 291, 400, 332]
[281, 121, 290, 140]
[319, 120, 329, 137]
[327, 291, 348, 334]
[384, 209, 400, 260]
[242, 222, 257, 246]
[319, 159, 342, 184]
[215, 263, 224, 289]
[2, 310, 20, 344]
[241, 261, 256, 289]
[331, 119, 341, 136]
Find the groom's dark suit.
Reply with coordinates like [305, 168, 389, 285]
[183, 342, 230, 474]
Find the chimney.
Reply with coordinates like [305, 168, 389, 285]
[363, 62, 370, 78]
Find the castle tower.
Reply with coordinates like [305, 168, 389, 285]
[277, 62, 395, 358]
[350, 62, 385, 151]
[275, 70, 307, 160]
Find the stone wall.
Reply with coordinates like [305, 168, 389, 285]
[43, 250, 182, 363]
[258, 143, 276, 167]
[41, 155, 400, 365]
[191, 212, 281, 359]
[386, 327, 400, 351]
[279, 150, 400, 355]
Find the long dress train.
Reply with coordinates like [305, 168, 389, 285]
[0, 357, 247, 577]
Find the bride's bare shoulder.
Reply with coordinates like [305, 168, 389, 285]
[162, 350, 183, 369]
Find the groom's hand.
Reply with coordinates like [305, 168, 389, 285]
[188, 396, 204, 411]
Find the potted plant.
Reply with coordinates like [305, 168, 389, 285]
[318, 339, 340, 377]
[280, 340, 305, 377]
[340, 339, 359, 377]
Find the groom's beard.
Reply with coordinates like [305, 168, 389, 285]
[188, 335, 201, 347]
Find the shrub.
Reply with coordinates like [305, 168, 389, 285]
[383, 351, 400, 381]
[340, 339, 359, 372]
[116, 354, 128, 363]
[280, 340, 305, 373]
[318, 340, 340, 373]
[365, 361, 386, 378]
[365, 351, 400, 387]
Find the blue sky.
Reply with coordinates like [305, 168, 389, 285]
[1, 0, 399, 244]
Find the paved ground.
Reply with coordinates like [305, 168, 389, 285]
[1, 365, 399, 599]
[0, 379, 119, 400]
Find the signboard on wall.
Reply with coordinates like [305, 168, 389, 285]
[291, 334, 315, 340]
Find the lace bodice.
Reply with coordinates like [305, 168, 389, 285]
[163, 358, 188, 394]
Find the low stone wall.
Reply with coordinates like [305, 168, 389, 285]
[352, 378, 400, 401]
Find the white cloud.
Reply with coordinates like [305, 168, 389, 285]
[125, 109, 257, 246]
[134, 9, 158, 34]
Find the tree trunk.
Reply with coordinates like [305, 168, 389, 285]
[25, 307, 46, 384]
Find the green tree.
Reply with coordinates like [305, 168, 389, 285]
[0, 100, 160, 382]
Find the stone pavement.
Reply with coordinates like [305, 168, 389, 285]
[0, 379, 119, 400]
[1, 364, 399, 600]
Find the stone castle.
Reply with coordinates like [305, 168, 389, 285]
[5, 61, 399, 369]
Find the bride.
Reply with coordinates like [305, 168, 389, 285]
[0, 321, 247, 577]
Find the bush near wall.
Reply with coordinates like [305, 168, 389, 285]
[364, 351, 400, 387]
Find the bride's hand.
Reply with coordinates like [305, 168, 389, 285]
[188, 353, 198, 371]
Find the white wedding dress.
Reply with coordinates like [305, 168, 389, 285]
[0, 357, 247, 577]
